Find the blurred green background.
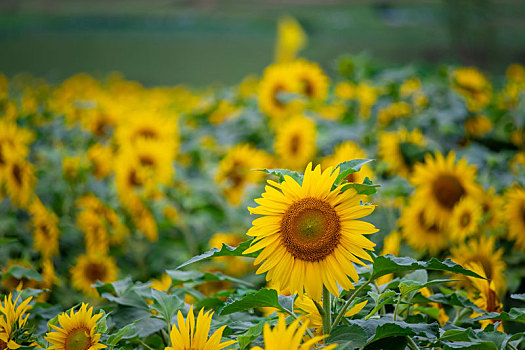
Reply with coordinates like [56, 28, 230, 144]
[1, 0, 524, 86]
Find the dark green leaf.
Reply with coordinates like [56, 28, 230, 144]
[4, 265, 44, 282]
[473, 308, 525, 324]
[327, 324, 368, 349]
[334, 159, 374, 185]
[238, 320, 266, 350]
[220, 289, 293, 315]
[149, 289, 183, 323]
[258, 168, 303, 184]
[106, 322, 137, 346]
[340, 182, 380, 195]
[176, 240, 255, 270]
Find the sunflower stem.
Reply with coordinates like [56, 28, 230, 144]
[393, 293, 403, 321]
[139, 340, 156, 350]
[406, 336, 420, 350]
[322, 287, 332, 335]
[332, 277, 372, 329]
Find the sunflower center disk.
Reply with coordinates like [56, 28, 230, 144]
[85, 263, 107, 283]
[281, 197, 341, 262]
[65, 328, 91, 350]
[460, 212, 471, 227]
[432, 174, 465, 209]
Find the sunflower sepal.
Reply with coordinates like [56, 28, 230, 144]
[257, 168, 303, 185]
[332, 159, 374, 186]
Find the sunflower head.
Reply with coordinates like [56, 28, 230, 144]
[0, 292, 33, 350]
[274, 115, 316, 171]
[448, 196, 482, 242]
[244, 163, 377, 301]
[504, 186, 525, 250]
[70, 255, 118, 298]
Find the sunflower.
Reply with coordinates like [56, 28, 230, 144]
[410, 151, 481, 227]
[215, 144, 273, 206]
[398, 199, 449, 256]
[208, 100, 239, 125]
[377, 101, 411, 127]
[244, 163, 378, 301]
[450, 235, 506, 295]
[166, 305, 235, 350]
[478, 188, 504, 231]
[378, 127, 426, 178]
[354, 82, 379, 120]
[87, 144, 114, 179]
[258, 63, 303, 121]
[45, 303, 106, 350]
[129, 201, 158, 242]
[504, 186, 525, 250]
[0, 120, 34, 174]
[465, 115, 493, 138]
[290, 60, 329, 103]
[274, 115, 316, 171]
[0, 292, 33, 350]
[250, 315, 336, 350]
[77, 210, 110, 255]
[465, 263, 503, 332]
[70, 254, 118, 298]
[29, 199, 60, 258]
[275, 16, 306, 63]
[448, 196, 482, 243]
[320, 141, 374, 184]
[376, 230, 402, 286]
[451, 67, 492, 112]
[4, 152, 36, 209]
[150, 274, 172, 292]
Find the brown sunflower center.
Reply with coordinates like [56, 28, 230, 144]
[521, 204, 525, 225]
[84, 262, 107, 283]
[136, 128, 158, 140]
[432, 174, 465, 209]
[418, 213, 440, 234]
[460, 212, 471, 227]
[127, 169, 142, 187]
[280, 197, 341, 262]
[272, 85, 285, 108]
[290, 134, 300, 155]
[12, 163, 23, 186]
[65, 328, 91, 350]
[302, 78, 314, 97]
[139, 155, 155, 167]
[0, 339, 7, 350]
[0, 145, 4, 166]
[39, 224, 50, 238]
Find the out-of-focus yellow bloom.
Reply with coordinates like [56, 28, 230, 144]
[335, 81, 355, 99]
[237, 74, 259, 98]
[419, 287, 449, 325]
[87, 143, 114, 179]
[274, 16, 307, 64]
[506, 63, 525, 83]
[452, 67, 492, 112]
[1, 261, 38, 291]
[274, 115, 316, 171]
[355, 82, 379, 119]
[321, 141, 374, 184]
[71, 254, 118, 298]
[378, 127, 426, 178]
[208, 100, 239, 125]
[150, 274, 172, 291]
[29, 198, 60, 259]
[62, 156, 83, 181]
[209, 233, 252, 277]
[504, 186, 525, 251]
[316, 101, 347, 121]
[163, 205, 179, 223]
[400, 77, 422, 98]
[465, 115, 493, 137]
[377, 101, 411, 126]
[4, 151, 36, 209]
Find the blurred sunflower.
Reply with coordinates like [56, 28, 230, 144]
[451, 67, 492, 112]
[244, 163, 377, 301]
[77, 210, 110, 255]
[321, 141, 374, 184]
[418, 287, 449, 325]
[87, 143, 114, 179]
[0, 120, 34, 172]
[4, 152, 36, 209]
[291, 60, 329, 103]
[464, 115, 493, 138]
[129, 201, 158, 242]
[399, 199, 448, 255]
[354, 82, 379, 120]
[71, 254, 118, 298]
[503, 186, 525, 250]
[0, 292, 33, 350]
[478, 188, 504, 231]
[215, 144, 273, 206]
[274, 115, 316, 171]
[250, 315, 336, 350]
[450, 235, 506, 295]
[275, 16, 306, 63]
[448, 196, 482, 242]
[150, 274, 172, 292]
[377, 101, 411, 126]
[258, 63, 302, 121]
[166, 305, 235, 350]
[45, 303, 106, 350]
[410, 152, 481, 227]
[128, 139, 175, 186]
[29, 199, 60, 258]
[378, 127, 426, 178]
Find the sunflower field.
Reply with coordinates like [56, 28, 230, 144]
[1, 14, 525, 350]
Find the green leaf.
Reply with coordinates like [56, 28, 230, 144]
[399, 279, 459, 297]
[257, 168, 303, 184]
[176, 240, 255, 270]
[333, 159, 374, 185]
[238, 320, 266, 350]
[340, 182, 380, 195]
[4, 265, 44, 282]
[149, 289, 184, 323]
[371, 254, 484, 280]
[0, 238, 16, 245]
[220, 289, 293, 315]
[165, 270, 252, 287]
[473, 308, 525, 324]
[106, 322, 137, 347]
[326, 324, 368, 349]
[511, 294, 525, 302]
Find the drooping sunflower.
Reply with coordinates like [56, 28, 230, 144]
[450, 235, 507, 295]
[215, 144, 273, 206]
[4, 152, 36, 209]
[258, 63, 302, 121]
[410, 151, 481, 227]
[321, 141, 374, 184]
[448, 196, 482, 243]
[378, 127, 426, 178]
[250, 314, 337, 350]
[70, 254, 118, 298]
[0, 292, 33, 350]
[29, 199, 60, 258]
[503, 186, 525, 250]
[398, 199, 449, 256]
[45, 303, 106, 350]
[274, 115, 316, 171]
[166, 305, 235, 350]
[244, 163, 378, 301]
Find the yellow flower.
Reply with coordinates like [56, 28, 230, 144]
[377, 101, 411, 126]
[45, 303, 107, 350]
[320, 141, 374, 184]
[4, 152, 36, 209]
[87, 144, 113, 179]
[62, 156, 83, 181]
[250, 315, 336, 350]
[77, 210, 110, 255]
[151, 274, 172, 292]
[71, 254, 118, 298]
[237, 75, 259, 99]
[1, 261, 38, 291]
[506, 63, 525, 83]
[29, 198, 60, 258]
[0, 292, 33, 350]
[274, 115, 316, 171]
[478, 188, 504, 231]
[448, 196, 482, 242]
[290, 60, 329, 103]
[450, 235, 507, 296]
[399, 199, 448, 255]
[208, 101, 239, 125]
[410, 151, 481, 227]
[418, 288, 449, 325]
[244, 163, 378, 301]
[165, 305, 235, 350]
[355, 82, 379, 119]
[503, 186, 525, 250]
[275, 16, 307, 64]
[378, 127, 426, 178]
[376, 230, 401, 286]
[215, 144, 273, 206]
[334, 82, 355, 100]
[452, 67, 492, 112]
[400, 77, 422, 98]
[465, 115, 493, 137]
[163, 205, 179, 223]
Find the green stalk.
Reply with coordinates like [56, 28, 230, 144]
[406, 336, 420, 350]
[322, 287, 332, 335]
[331, 277, 372, 329]
[393, 293, 403, 321]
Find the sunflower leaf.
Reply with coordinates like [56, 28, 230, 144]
[340, 181, 380, 195]
[326, 324, 369, 349]
[237, 319, 266, 350]
[220, 288, 293, 315]
[4, 265, 44, 282]
[371, 254, 484, 280]
[333, 159, 374, 186]
[175, 240, 256, 270]
[257, 168, 303, 184]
